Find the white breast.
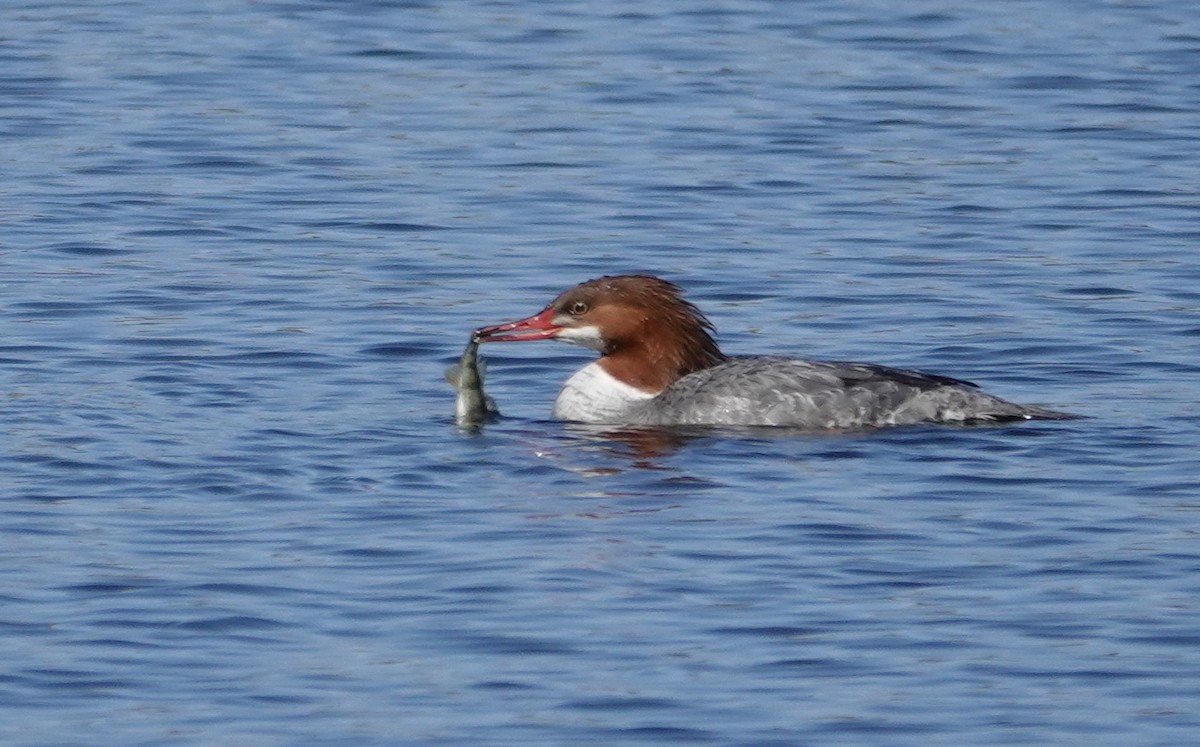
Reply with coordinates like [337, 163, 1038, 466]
[552, 362, 655, 423]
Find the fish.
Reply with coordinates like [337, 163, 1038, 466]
[445, 332, 499, 426]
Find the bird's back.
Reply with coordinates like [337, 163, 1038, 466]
[628, 356, 1073, 428]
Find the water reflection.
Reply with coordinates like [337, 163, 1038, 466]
[564, 423, 695, 462]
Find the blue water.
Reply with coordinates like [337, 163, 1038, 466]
[4, 1, 1200, 744]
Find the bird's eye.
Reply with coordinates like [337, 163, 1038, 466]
[569, 301, 588, 315]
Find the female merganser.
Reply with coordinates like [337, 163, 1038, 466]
[474, 275, 1075, 428]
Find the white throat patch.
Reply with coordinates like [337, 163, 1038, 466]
[553, 324, 605, 351]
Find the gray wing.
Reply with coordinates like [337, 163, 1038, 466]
[630, 357, 1050, 428]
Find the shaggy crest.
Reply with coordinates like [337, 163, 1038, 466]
[549, 274, 727, 391]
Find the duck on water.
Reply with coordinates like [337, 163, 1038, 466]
[474, 274, 1076, 429]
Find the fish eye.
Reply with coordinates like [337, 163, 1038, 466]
[569, 301, 588, 315]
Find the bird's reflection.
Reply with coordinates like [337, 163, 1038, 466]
[563, 423, 697, 464]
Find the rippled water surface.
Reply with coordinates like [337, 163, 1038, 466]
[4, 1, 1200, 744]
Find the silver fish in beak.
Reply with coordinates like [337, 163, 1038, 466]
[445, 333, 499, 426]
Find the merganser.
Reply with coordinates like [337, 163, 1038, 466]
[474, 275, 1075, 429]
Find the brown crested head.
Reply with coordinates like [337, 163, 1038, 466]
[550, 275, 727, 392]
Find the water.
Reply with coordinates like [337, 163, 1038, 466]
[3, 0, 1199, 744]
